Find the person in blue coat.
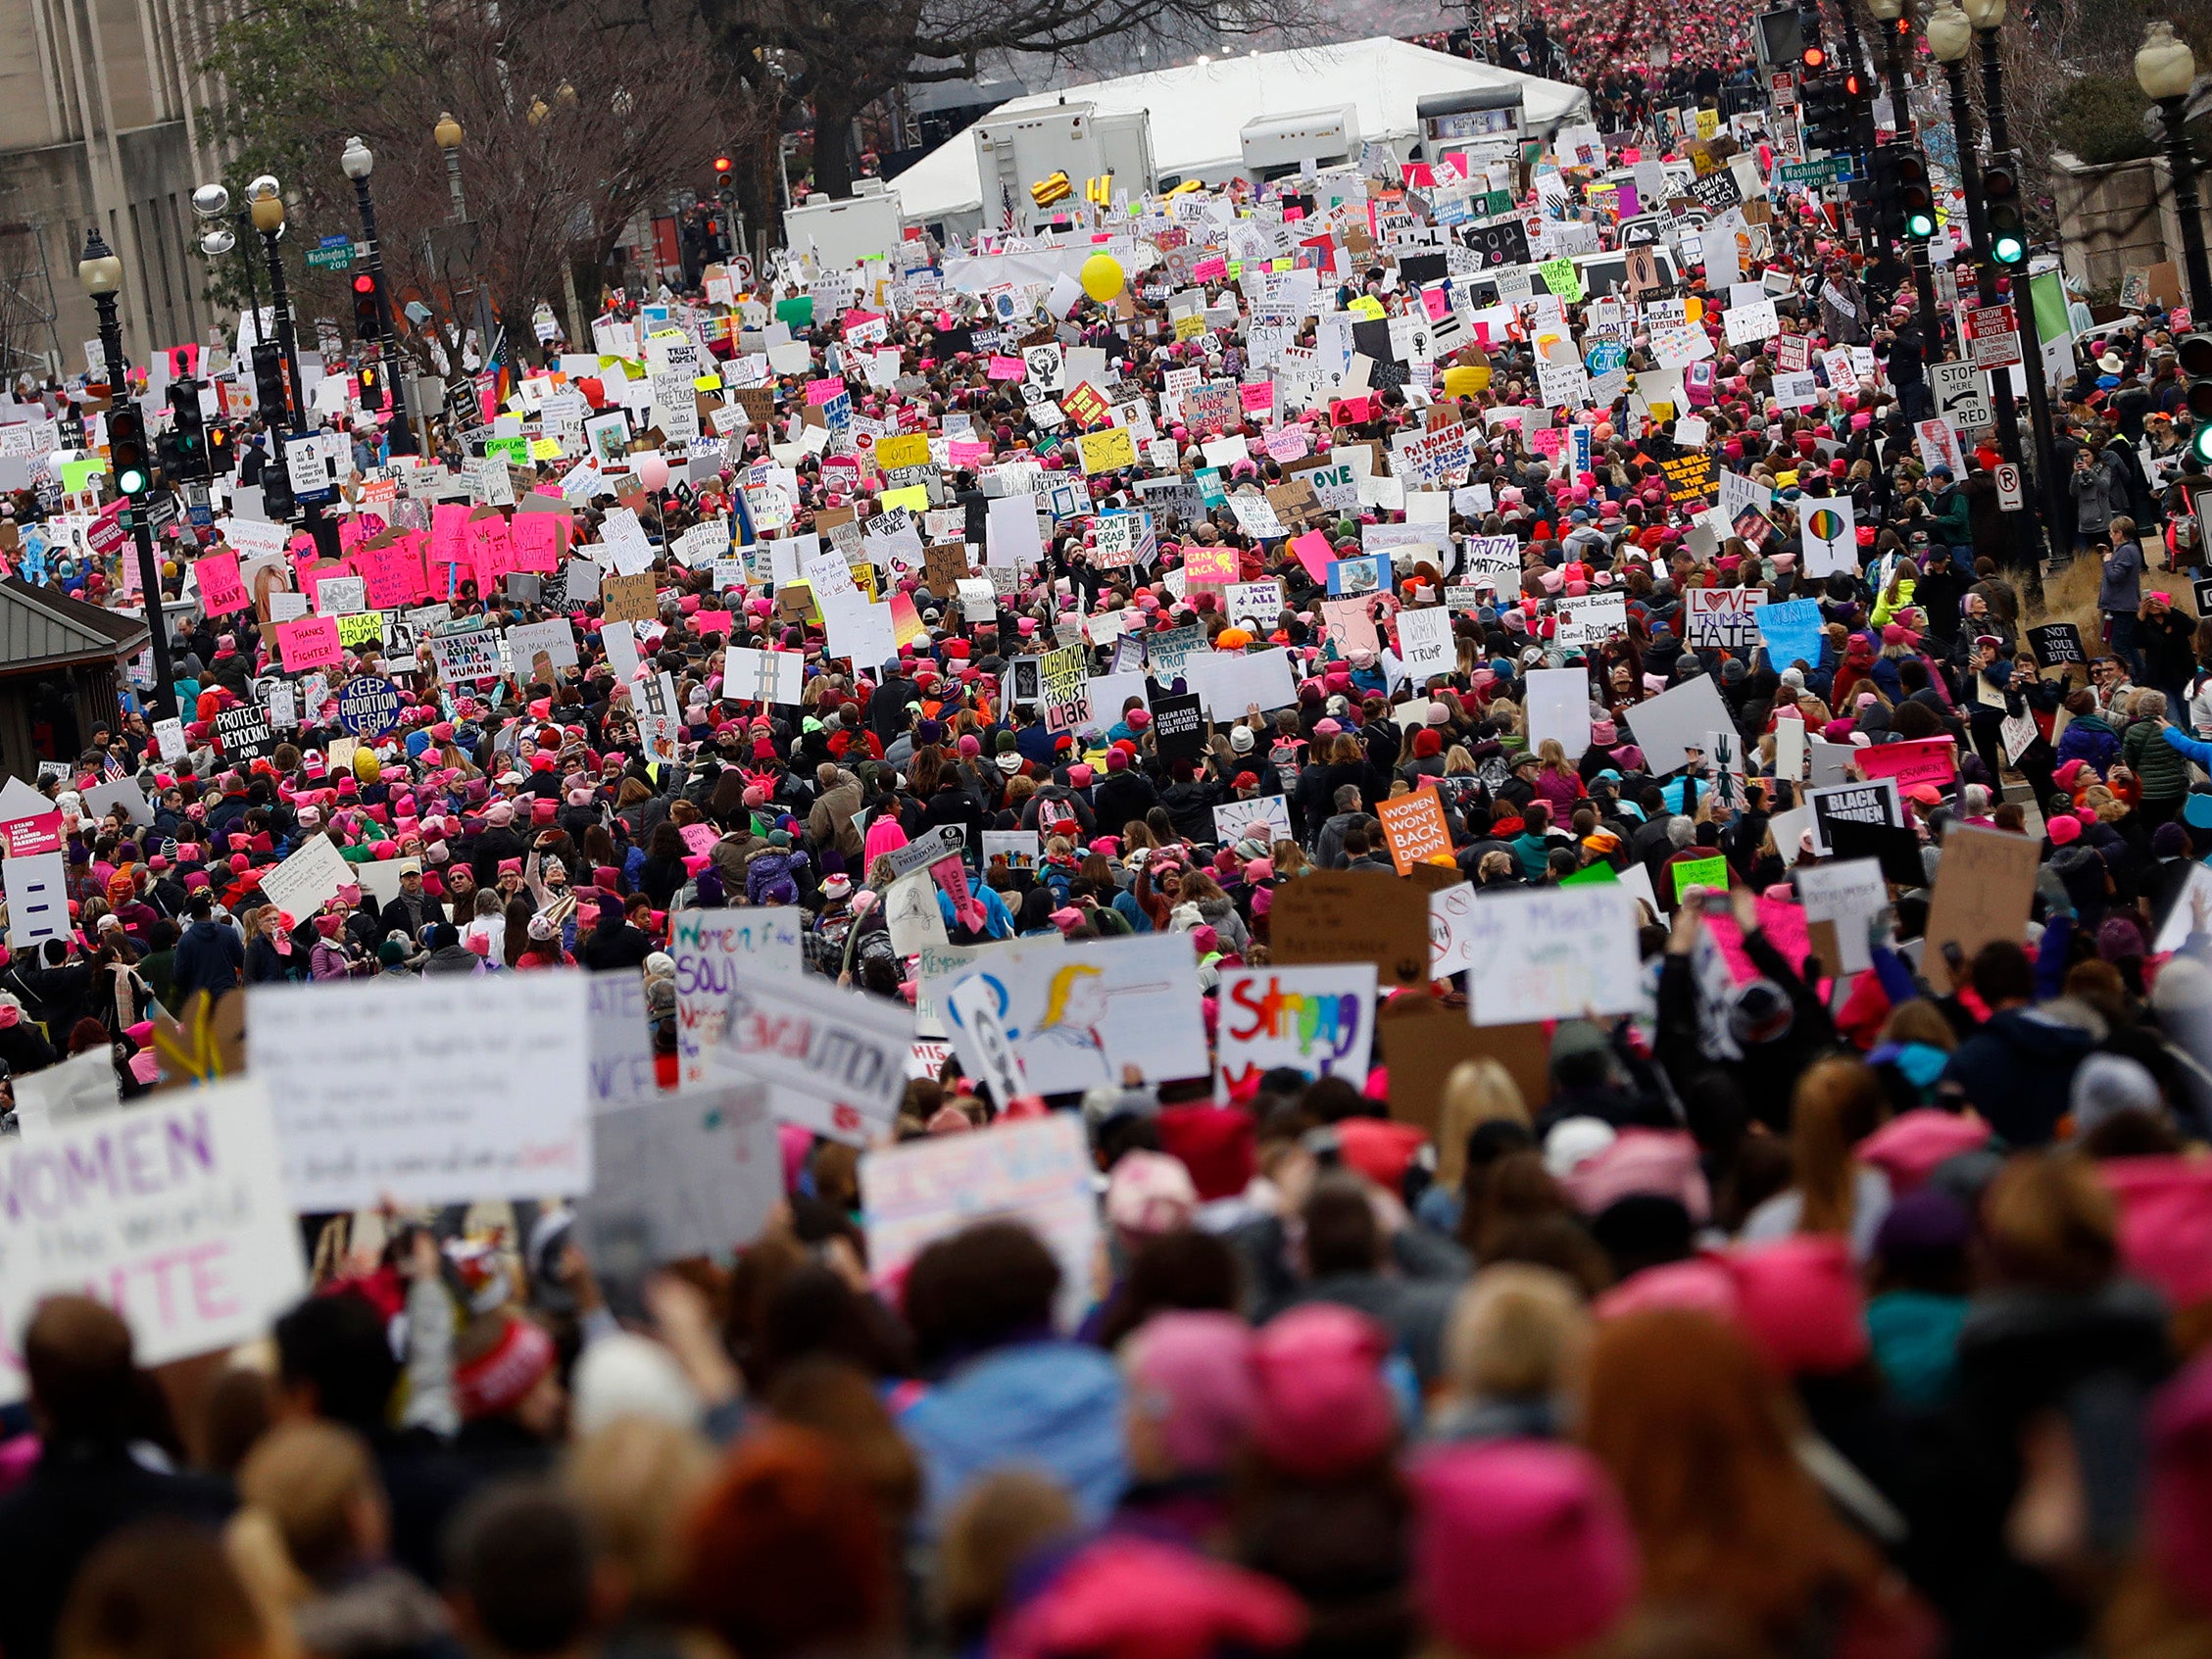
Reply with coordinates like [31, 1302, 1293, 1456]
[895, 1219, 1126, 1537]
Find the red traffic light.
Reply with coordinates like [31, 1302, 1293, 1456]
[713, 155, 732, 174]
[1843, 72, 1861, 94]
[1800, 43, 1827, 69]
[353, 273, 375, 294]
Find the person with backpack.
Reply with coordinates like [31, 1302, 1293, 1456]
[745, 829, 811, 906]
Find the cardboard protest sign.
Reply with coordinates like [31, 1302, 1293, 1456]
[700, 964, 916, 1145]
[1671, 853, 1730, 902]
[575, 1084, 780, 1267]
[936, 934, 1209, 1094]
[1377, 788, 1452, 874]
[0, 1078, 307, 1405]
[1270, 871, 1432, 988]
[1922, 823, 2041, 993]
[670, 906, 805, 1086]
[215, 703, 275, 759]
[248, 974, 592, 1210]
[1375, 996, 1551, 1133]
[1216, 964, 1378, 1101]
[1463, 887, 1643, 1025]
[601, 571, 660, 622]
[860, 1114, 1099, 1329]
[195, 550, 250, 615]
[1430, 881, 1479, 977]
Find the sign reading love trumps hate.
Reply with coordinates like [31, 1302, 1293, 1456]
[0, 1078, 307, 1404]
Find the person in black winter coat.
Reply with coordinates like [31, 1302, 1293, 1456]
[171, 894, 245, 1004]
[1091, 752, 1160, 839]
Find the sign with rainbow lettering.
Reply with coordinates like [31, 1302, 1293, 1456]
[1214, 964, 1378, 1102]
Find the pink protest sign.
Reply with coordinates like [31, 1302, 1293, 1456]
[274, 614, 343, 674]
[195, 550, 249, 616]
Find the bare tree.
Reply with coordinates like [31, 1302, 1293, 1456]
[204, 0, 771, 373]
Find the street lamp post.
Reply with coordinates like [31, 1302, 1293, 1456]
[246, 177, 307, 418]
[2139, 22, 2212, 314]
[430, 114, 496, 409]
[340, 136, 418, 458]
[79, 229, 175, 721]
[1866, 0, 1940, 339]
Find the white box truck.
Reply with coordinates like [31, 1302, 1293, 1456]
[973, 104, 1155, 227]
[781, 192, 909, 272]
[1240, 106, 1360, 182]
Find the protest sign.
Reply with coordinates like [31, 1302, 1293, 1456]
[506, 618, 579, 676]
[601, 570, 660, 622]
[1793, 857, 1889, 975]
[670, 905, 804, 1085]
[1808, 778, 1904, 854]
[1395, 607, 1455, 680]
[1212, 794, 1292, 847]
[0, 1078, 308, 1405]
[215, 702, 276, 762]
[248, 973, 592, 1210]
[1922, 823, 2041, 993]
[195, 550, 249, 615]
[885, 868, 952, 954]
[886, 823, 968, 882]
[257, 832, 352, 920]
[1429, 881, 1479, 976]
[428, 623, 505, 686]
[1216, 964, 1378, 1101]
[80, 779, 152, 826]
[336, 674, 402, 737]
[575, 1084, 780, 1267]
[1524, 667, 1591, 759]
[860, 1114, 1099, 1329]
[10, 1044, 118, 1133]
[1671, 853, 1730, 902]
[1150, 691, 1207, 763]
[1755, 597, 1824, 668]
[2028, 623, 2088, 670]
[1625, 674, 1735, 774]
[586, 969, 659, 1110]
[1852, 737, 1957, 793]
[937, 934, 1209, 1094]
[701, 964, 916, 1144]
[1685, 586, 1768, 650]
[1377, 788, 1452, 874]
[274, 614, 343, 673]
[1463, 887, 1642, 1025]
[1270, 871, 1432, 987]
[1038, 642, 1092, 733]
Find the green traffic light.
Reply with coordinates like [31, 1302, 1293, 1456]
[1906, 211, 1935, 238]
[2195, 422, 2212, 464]
[1992, 233, 2026, 265]
[118, 466, 146, 493]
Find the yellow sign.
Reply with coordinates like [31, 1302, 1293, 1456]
[336, 610, 386, 649]
[879, 484, 930, 514]
[528, 437, 563, 461]
[1078, 427, 1137, 474]
[1348, 295, 1387, 320]
[1174, 314, 1208, 341]
[1695, 108, 1720, 140]
[1442, 366, 1492, 397]
[874, 432, 931, 471]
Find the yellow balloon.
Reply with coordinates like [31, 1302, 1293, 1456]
[1080, 253, 1124, 304]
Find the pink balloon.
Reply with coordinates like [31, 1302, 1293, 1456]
[635, 453, 671, 492]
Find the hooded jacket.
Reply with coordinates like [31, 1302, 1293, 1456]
[1939, 1006, 2097, 1146]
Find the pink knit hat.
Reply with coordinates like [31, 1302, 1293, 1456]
[1122, 1311, 1259, 1476]
[1249, 1304, 1397, 1477]
[1409, 1441, 1641, 1658]
[1722, 1236, 1870, 1376]
[1856, 1108, 1991, 1195]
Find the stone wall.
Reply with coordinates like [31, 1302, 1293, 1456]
[2052, 148, 2212, 301]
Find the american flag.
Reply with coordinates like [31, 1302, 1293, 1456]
[1001, 180, 1017, 233]
[101, 749, 125, 782]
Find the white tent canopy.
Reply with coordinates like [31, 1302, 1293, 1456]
[887, 37, 1590, 230]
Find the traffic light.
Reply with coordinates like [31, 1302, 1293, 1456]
[352, 272, 381, 341]
[1896, 152, 1935, 239]
[2181, 333, 2212, 464]
[261, 434, 297, 521]
[250, 341, 290, 425]
[1984, 163, 2027, 266]
[166, 379, 207, 482]
[713, 155, 732, 179]
[358, 361, 387, 414]
[107, 400, 150, 501]
[1799, 41, 1828, 72]
[208, 422, 234, 476]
